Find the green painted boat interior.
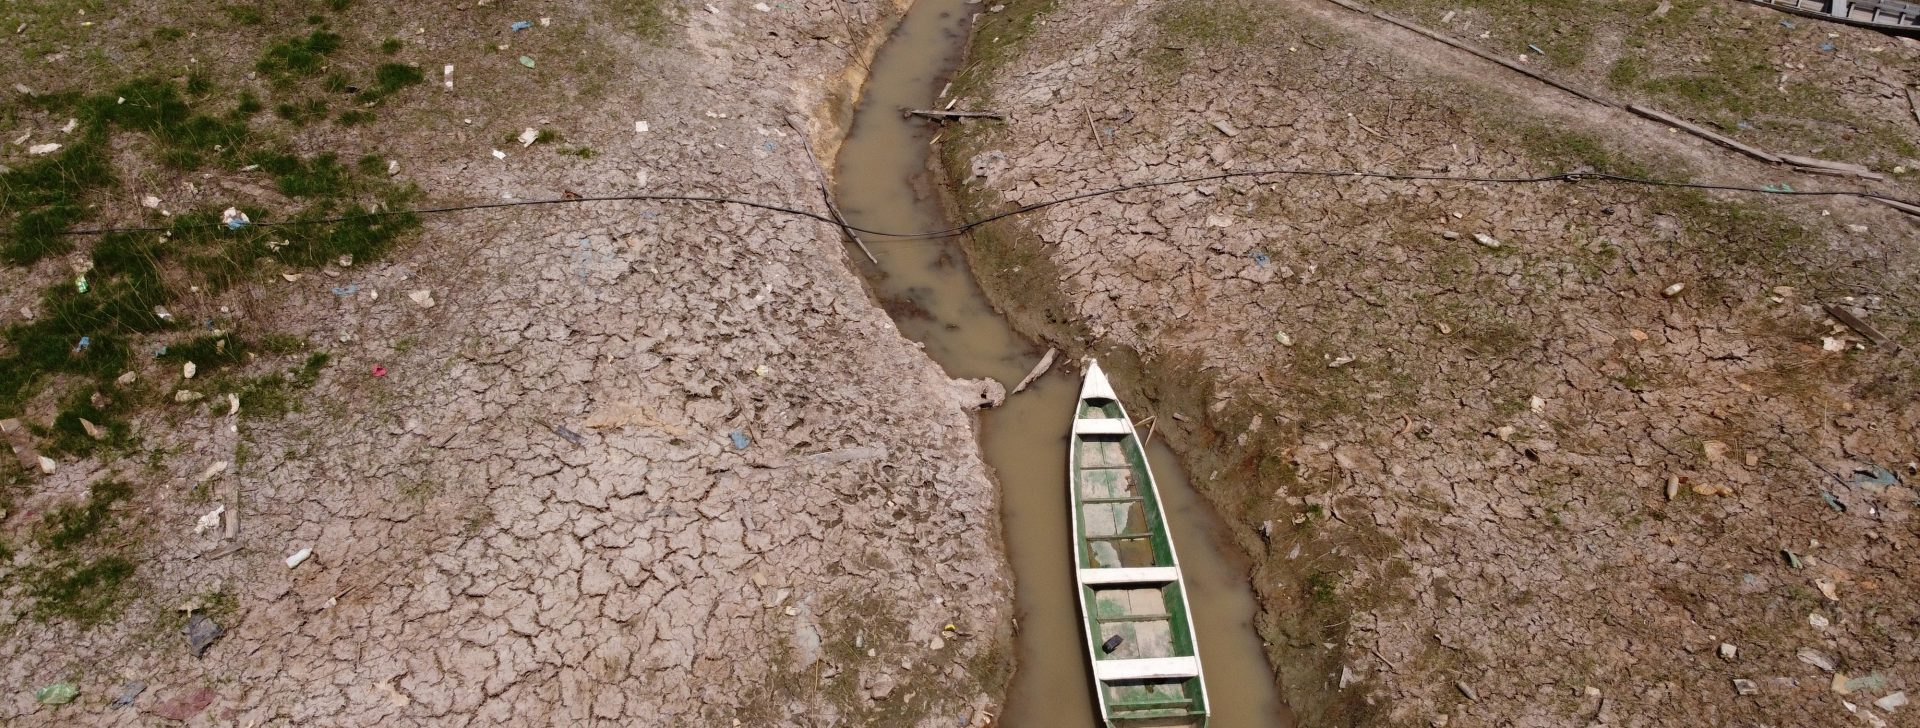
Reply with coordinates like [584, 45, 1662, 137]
[1074, 397, 1208, 726]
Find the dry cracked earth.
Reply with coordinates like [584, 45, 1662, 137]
[950, 0, 1919, 726]
[3, 0, 1009, 725]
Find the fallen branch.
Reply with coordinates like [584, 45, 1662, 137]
[1013, 348, 1058, 394]
[785, 116, 878, 264]
[1626, 104, 1782, 164]
[905, 109, 1006, 121]
[1825, 304, 1893, 347]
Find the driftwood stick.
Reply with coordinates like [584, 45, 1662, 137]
[905, 109, 1006, 120]
[1825, 304, 1893, 347]
[1907, 87, 1920, 127]
[1013, 348, 1058, 394]
[785, 117, 878, 264]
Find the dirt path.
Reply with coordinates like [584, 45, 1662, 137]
[1, 1, 1009, 724]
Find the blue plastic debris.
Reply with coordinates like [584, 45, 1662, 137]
[155, 345, 168, 358]
[1527, 43, 1545, 55]
[1780, 19, 1795, 28]
[729, 430, 751, 449]
[73, 336, 91, 353]
[330, 284, 359, 296]
[1820, 42, 1836, 52]
[1251, 251, 1271, 267]
[1762, 183, 1796, 193]
[1852, 464, 1899, 488]
[1736, 120, 1753, 131]
[511, 20, 532, 31]
[1821, 491, 1846, 512]
[759, 139, 778, 153]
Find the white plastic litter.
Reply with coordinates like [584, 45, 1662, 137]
[442, 64, 454, 90]
[195, 505, 225, 535]
[408, 290, 435, 308]
[635, 120, 650, 133]
[518, 128, 539, 147]
[183, 361, 197, 379]
[286, 548, 313, 569]
[491, 149, 506, 160]
[27, 142, 60, 155]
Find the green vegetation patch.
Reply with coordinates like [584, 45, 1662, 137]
[37, 480, 133, 551]
[257, 31, 345, 85]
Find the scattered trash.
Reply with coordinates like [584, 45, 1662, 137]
[1782, 549, 1804, 568]
[1821, 491, 1846, 512]
[154, 305, 173, 321]
[141, 195, 161, 209]
[753, 2, 772, 10]
[78, 418, 102, 439]
[226, 393, 240, 416]
[1799, 647, 1837, 672]
[1440, 230, 1461, 240]
[220, 207, 249, 230]
[1472, 233, 1500, 249]
[34, 682, 78, 705]
[73, 336, 90, 353]
[1820, 42, 1836, 52]
[175, 389, 202, 403]
[109, 681, 145, 708]
[491, 149, 506, 160]
[408, 290, 435, 308]
[518, 127, 539, 147]
[1275, 331, 1293, 347]
[386, 159, 399, 176]
[1661, 282, 1686, 297]
[1877, 692, 1908, 712]
[116, 371, 136, 385]
[1101, 634, 1124, 653]
[27, 142, 61, 155]
[1527, 44, 1545, 55]
[1327, 354, 1354, 368]
[442, 64, 454, 90]
[1209, 119, 1240, 137]
[518, 55, 536, 68]
[183, 361, 197, 379]
[75, 275, 88, 293]
[37, 455, 56, 474]
[1732, 678, 1759, 696]
[1809, 612, 1831, 629]
[1251, 251, 1270, 266]
[185, 612, 223, 657]
[729, 430, 751, 449]
[371, 365, 388, 377]
[1719, 643, 1737, 660]
[281, 273, 303, 282]
[1456, 681, 1479, 701]
[1692, 481, 1733, 497]
[1664, 475, 1681, 500]
[195, 505, 226, 535]
[553, 424, 586, 446]
[338, 254, 353, 268]
[510, 20, 532, 30]
[1822, 337, 1848, 353]
[1736, 120, 1753, 131]
[286, 548, 313, 569]
[1781, 19, 1795, 28]
[330, 284, 359, 296]
[635, 120, 651, 133]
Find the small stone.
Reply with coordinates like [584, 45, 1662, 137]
[116, 371, 137, 385]
[1665, 475, 1682, 501]
[183, 361, 197, 379]
[1809, 612, 1830, 629]
[1583, 686, 1601, 698]
[518, 127, 539, 147]
[408, 290, 435, 308]
[1327, 355, 1354, 368]
[1719, 643, 1737, 660]
[1798, 647, 1836, 672]
[1875, 692, 1908, 712]
[1630, 329, 1649, 341]
[1274, 331, 1292, 346]
[1662, 282, 1687, 297]
[37, 455, 56, 474]
[1440, 230, 1461, 240]
[1823, 337, 1848, 352]
[1456, 680, 1478, 701]
[1732, 678, 1759, 696]
[928, 635, 944, 650]
[175, 390, 203, 403]
[1430, 715, 1449, 727]
[1472, 232, 1500, 248]
[1815, 578, 1839, 601]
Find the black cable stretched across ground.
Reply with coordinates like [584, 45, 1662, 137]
[42, 167, 1920, 242]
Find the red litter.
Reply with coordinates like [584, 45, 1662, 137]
[371, 365, 388, 377]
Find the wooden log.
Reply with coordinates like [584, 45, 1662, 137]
[1825, 304, 1893, 347]
[785, 117, 878, 264]
[905, 109, 1007, 120]
[1013, 348, 1058, 394]
[1779, 153, 1887, 181]
[1366, 9, 1619, 109]
[1625, 104, 1784, 164]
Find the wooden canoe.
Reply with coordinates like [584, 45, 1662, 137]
[1738, 0, 1920, 33]
[1070, 360, 1210, 728]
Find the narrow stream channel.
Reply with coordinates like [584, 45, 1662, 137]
[829, 2, 1290, 725]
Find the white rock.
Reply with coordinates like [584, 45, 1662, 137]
[1472, 232, 1501, 248]
[183, 361, 197, 379]
[408, 290, 435, 308]
[286, 548, 313, 569]
[1876, 692, 1908, 712]
[1662, 282, 1686, 297]
[1809, 612, 1831, 629]
[1719, 643, 1737, 660]
[37, 455, 56, 474]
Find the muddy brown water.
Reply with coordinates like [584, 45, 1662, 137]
[829, 2, 1290, 726]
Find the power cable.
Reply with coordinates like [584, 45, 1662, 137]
[32, 167, 1920, 242]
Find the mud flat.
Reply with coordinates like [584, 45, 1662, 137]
[940, 0, 1920, 725]
[2, 1, 1010, 724]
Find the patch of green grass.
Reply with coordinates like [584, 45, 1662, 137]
[257, 31, 345, 85]
[336, 110, 375, 126]
[561, 146, 597, 159]
[223, 4, 265, 26]
[1305, 570, 1340, 603]
[239, 352, 330, 420]
[45, 386, 137, 457]
[602, 0, 677, 42]
[380, 38, 404, 54]
[159, 333, 247, 372]
[37, 480, 133, 551]
[1155, 0, 1273, 47]
[275, 98, 329, 126]
[26, 556, 136, 624]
